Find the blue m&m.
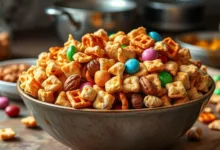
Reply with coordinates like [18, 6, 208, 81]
[149, 31, 162, 42]
[125, 59, 140, 74]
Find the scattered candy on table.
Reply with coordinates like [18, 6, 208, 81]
[5, 105, 20, 117]
[0, 97, 9, 109]
[0, 128, 16, 141]
[21, 116, 37, 128]
[214, 88, 220, 95]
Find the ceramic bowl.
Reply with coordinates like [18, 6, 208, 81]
[17, 79, 215, 150]
[0, 58, 36, 100]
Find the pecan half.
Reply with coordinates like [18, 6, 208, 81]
[87, 59, 100, 76]
[64, 74, 81, 91]
[131, 93, 143, 109]
[139, 76, 156, 95]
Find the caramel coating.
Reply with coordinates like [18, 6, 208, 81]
[94, 70, 111, 87]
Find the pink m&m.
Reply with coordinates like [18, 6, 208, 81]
[0, 97, 9, 109]
[79, 82, 94, 90]
[141, 48, 158, 61]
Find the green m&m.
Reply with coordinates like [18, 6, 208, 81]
[121, 45, 127, 48]
[159, 71, 173, 87]
[67, 45, 76, 61]
[214, 88, 220, 95]
[213, 75, 220, 82]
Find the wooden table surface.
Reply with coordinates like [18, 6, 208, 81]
[0, 67, 219, 150]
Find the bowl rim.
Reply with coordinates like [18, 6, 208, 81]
[175, 31, 220, 53]
[0, 58, 37, 87]
[17, 77, 215, 113]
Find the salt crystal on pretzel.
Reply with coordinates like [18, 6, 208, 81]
[84, 46, 105, 58]
[105, 41, 120, 60]
[195, 75, 212, 92]
[94, 29, 109, 42]
[66, 89, 92, 109]
[108, 62, 125, 76]
[55, 91, 71, 107]
[174, 72, 190, 90]
[93, 90, 115, 109]
[187, 87, 203, 100]
[38, 89, 55, 103]
[127, 27, 146, 40]
[143, 59, 165, 72]
[118, 47, 136, 63]
[82, 33, 105, 49]
[123, 76, 140, 93]
[130, 34, 154, 50]
[61, 61, 81, 77]
[164, 61, 178, 76]
[73, 52, 93, 63]
[162, 37, 180, 59]
[99, 58, 115, 70]
[80, 86, 97, 102]
[166, 81, 186, 98]
[105, 76, 123, 94]
[42, 75, 62, 92]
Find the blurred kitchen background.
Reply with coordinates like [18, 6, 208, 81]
[0, 0, 219, 67]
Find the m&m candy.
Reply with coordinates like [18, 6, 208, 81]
[0, 97, 9, 109]
[214, 88, 220, 95]
[149, 31, 162, 42]
[125, 59, 140, 74]
[67, 45, 77, 61]
[141, 48, 158, 61]
[159, 71, 173, 87]
[5, 105, 20, 117]
[213, 75, 220, 82]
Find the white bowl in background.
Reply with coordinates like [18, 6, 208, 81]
[0, 58, 37, 100]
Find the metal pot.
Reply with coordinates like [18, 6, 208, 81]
[144, 0, 205, 31]
[45, 0, 137, 42]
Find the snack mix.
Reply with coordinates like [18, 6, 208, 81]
[19, 27, 213, 110]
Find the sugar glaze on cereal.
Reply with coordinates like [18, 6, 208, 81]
[19, 27, 212, 110]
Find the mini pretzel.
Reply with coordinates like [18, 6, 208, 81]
[99, 58, 115, 70]
[174, 72, 190, 90]
[93, 90, 115, 109]
[94, 29, 109, 41]
[118, 92, 129, 110]
[162, 37, 180, 59]
[108, 62, 125, 76]
[84, 46, 105, 58]
[55, 91, 71, 107]
[166, 81, 186, 99]
[61, 61, 82, 77]
[143, 59, 165, 72]
[199, 112, 216, 124]
[82, 33, 105, 49]
[42, 75, 62, 92]
[73, 52, 93, 63]
[127, 27, 146, 40]
[66, 89, 92, 109]
[123, 76, 140, 93]
[117, 47, 136, 63]
[38, 89, 55, 103]
[187, 87, 203, 100]
[164, 61, 178, 76]
[105, 76, 123, 94]
[130, 34, 154, 50]
[128, 45, 145, 55]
